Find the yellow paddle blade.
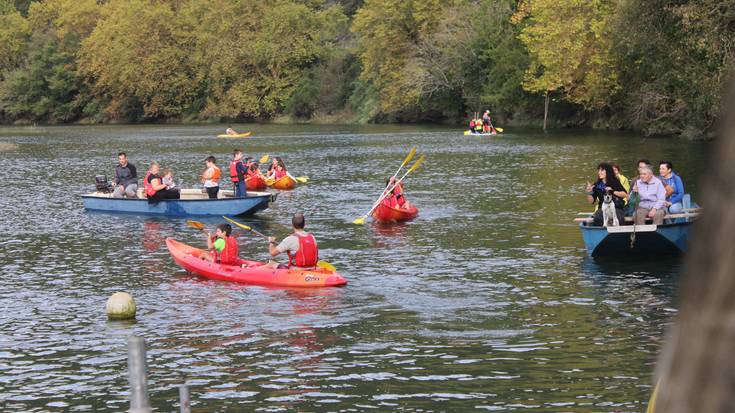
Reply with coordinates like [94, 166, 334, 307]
[259, 154, 269, 163]
[265, 177, 275, 186]
[186, 220, 205, 230]
[317, 260, 336, 272]
[408, 154, 426, 173]
[496, 127, 504, 133]
[296, 176, 308, 183]
[464, 130, 471, 135]
[222, 216, 251, 231]
[352, 217, 365, 225]
[401, 146, 417, 167]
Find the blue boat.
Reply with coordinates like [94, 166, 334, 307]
[82, 189, 276, 217]
[579, 220, 695, 256]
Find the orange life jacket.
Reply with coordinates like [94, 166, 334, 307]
[211, 235, 238, 265]
[211, 166, 221, 183]
[287, 233, 318, 269]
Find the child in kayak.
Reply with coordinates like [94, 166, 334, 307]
[382, 177, 410, 209]
[268, 157, 296, 181]
[247, 162, 265, 180]
[203, 224, 239, 265]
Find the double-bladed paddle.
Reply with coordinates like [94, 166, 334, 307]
[222, 216, 337, 272]
[352, 154, 426, 225]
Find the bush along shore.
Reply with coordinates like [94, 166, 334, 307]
[0, 0, 731, 140]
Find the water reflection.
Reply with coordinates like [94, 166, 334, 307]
[0, 125, 709, 411]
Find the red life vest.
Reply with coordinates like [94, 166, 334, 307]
[287, 232, 318, 269]
[211, 235, 238, 265]
[382, 193, 398, 208]
[229, 160, 244, 183]
[143, 171, 158, 197]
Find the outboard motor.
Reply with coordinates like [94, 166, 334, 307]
[95, 175, 113, 193]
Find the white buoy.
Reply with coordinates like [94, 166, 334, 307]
[106, 292, 137, 320]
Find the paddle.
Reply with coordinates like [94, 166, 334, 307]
[222, 216, 337, 272]
[353, 154, 426, 225]
[295, 176, 309, 183]
[186, 220, 205, 231]
[259, 154, 269, 164]
[362, 146, 417, 217]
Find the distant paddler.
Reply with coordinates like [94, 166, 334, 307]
[225, 126, 237, 136]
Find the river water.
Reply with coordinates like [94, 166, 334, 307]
[0, 125, 710, 412]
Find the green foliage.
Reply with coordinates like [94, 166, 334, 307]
[0, 0, 730, 136]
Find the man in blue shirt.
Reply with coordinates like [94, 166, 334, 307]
[658, 161, 685, 214]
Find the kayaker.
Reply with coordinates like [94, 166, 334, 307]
[112, 152, 138, 198]
[268, 157, 294, 181]
[469, 118, 476, 133]
[658, 161, 685, 213]
[203, 223, 239, 265]
[482, 110, 493, 133]
[201, 155, 222, 199]
[266, 213, 319, 270]
[229, 149, 249, 197]
[383, 177, 409, 209]
[144, 161, 180, 203]
[474, 118, 484, 134]
[226, 127, 237, 136]
[247, 162, 265, 180]
[585, 162, 627, 226]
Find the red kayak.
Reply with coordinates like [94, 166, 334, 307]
[372, 203, 419, 223]
[166, 238, 347, 288]
[246, 175, 267, 191]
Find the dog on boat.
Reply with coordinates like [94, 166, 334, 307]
[601, 189, 619, 227]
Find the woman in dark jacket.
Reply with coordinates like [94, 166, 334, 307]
[585, 162, 628, 226]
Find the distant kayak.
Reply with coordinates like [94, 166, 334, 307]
[372, 203, 419, 223]
[464, 130, 500, 136]
[217, 132, 252, 138]
[166, 238, 347, 288]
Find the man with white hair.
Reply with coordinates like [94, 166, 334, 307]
[632, 165, 667, 225]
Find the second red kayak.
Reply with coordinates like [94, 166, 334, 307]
[246, 175, 267, 191]
[166, 238, 347, 287]
[372, 203, 419, 223]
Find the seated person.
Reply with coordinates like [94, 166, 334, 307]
[247, 162, 265, 179]
[632, 165, 666, 225]
[113, 152, 138, 198]
[658, 161, 684, 214]
[268, 157, 292, 180]
[474, 119, 484, 134]
[585, 162, 627, 226]
[383, 177, 410, 209]
[225, 127, 237, 135]
[202, 224, 238, 265]
[144, 161, 180, 202]
[162, 168, 177, 190]
[266, 213, 318, 269]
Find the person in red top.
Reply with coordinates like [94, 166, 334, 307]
[229, 149, 249, 197]
[267, 213, 318, 269]
[202, 224, 238, 265]
[382, 177, 410, 209]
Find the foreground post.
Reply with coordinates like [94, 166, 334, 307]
[179, 384, 190, 413]
[127, 335, 152, 413]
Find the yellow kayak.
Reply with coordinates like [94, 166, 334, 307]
[217, 132, 252, 138]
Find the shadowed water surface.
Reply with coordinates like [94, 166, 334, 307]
[0, 125, 709, 411]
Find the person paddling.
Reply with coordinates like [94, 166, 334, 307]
[382, 177, 410, 209]
[225, 126, 237, 136]
[201, 155, 221, 199]
[229, 149, 249, 198]
[202, 224, 239, 264]
[482, 110, 496, 134]
[266, 213, 319, 270]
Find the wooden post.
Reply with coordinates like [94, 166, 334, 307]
[127, 335, 152, 413]
[543, 91, 549, 132]
[179, 384, 191, 413]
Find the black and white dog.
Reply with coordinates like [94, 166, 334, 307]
[601, 189, 619, 227]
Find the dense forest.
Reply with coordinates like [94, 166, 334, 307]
[0, 0, 732, 137]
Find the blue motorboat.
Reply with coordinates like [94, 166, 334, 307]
[82, 189, 276, 217]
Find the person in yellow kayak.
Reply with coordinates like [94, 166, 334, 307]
[266, 213, 319, 269]
[202, 224, 239, 264]
[225, 126, 237, 136]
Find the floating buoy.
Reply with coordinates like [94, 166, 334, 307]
[106, 292, 136, 320]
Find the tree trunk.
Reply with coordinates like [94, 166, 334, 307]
[652, 75, 735, 412]
[543, 92, 549, 132]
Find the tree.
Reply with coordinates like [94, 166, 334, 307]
[514, 0, 619, 131]
[0, 0, 31, 78]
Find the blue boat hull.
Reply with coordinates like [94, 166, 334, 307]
[579, 221, 693, 256]
[82, 192, 275, 217]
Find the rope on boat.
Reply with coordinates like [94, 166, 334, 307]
[630, 222, 636, 249]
